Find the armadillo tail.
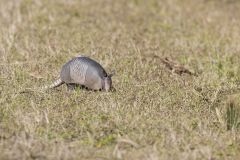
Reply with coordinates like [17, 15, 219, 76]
[42, 79, 64, 90]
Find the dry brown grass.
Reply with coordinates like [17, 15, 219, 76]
[1, 0, 240, 159]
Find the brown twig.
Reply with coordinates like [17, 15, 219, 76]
[159, 57, 196, 76]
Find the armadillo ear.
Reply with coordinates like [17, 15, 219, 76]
[108, 70, 116, 77]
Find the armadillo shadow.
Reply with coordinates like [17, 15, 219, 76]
[66, 84, 116, 92]
[18, 84, 116, 95]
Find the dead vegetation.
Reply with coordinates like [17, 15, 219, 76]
[159, 56, 196, 76]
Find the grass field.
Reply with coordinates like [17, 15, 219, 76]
[1, 0, 240, 159]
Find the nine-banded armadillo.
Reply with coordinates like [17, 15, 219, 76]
[44, 56, 114, 91]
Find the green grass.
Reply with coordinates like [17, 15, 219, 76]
[1, 0, 240, 159]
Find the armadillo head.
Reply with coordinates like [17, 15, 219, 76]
[103, 72, 115, 92]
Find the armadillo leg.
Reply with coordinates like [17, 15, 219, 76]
[66, 84, 88, 91]
[67, 84, 77, 90]
[67, 84, 83, 90]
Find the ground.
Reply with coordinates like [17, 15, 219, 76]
[1, 0, 240, 159]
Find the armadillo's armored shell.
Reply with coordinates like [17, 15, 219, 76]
[60, 57, 108, 90]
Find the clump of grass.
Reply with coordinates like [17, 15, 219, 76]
[225, 96, 240, 131]
[216, 95, 240, 131]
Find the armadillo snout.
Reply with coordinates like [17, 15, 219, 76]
[103, 76, 112, 92]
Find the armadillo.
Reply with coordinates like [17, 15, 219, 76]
[43, 56, 114, 91]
